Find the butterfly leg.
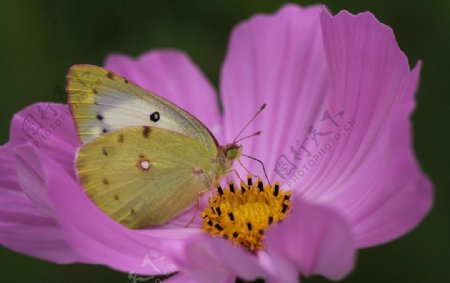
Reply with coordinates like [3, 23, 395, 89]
[233, 169, 245, 184]
[184, 175, 217, 228]
[238, 159, 260, 178]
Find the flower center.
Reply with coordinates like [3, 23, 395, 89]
[201, 175, 292, 252]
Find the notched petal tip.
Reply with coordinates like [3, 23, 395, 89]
[320, 7, 417, 71]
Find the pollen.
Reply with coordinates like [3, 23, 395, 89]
[201, 175, 292, 252]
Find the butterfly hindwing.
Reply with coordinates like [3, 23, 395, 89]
[66, 64, 217, 156]
[76, 126, 219, 228]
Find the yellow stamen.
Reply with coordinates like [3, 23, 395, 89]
[201, 175, 292, 252]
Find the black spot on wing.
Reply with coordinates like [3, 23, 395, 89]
[96, 113, 103, 121]
[150, 111, 160, 122]
[106, 72, 114, 79]
[118, 134, 124, 143]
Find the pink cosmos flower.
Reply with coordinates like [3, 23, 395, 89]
[0, 4, 433, 283]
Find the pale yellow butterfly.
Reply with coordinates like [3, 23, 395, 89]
[67, 65, 263, 229]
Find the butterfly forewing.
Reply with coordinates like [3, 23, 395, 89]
[67, 64, 217, 156]
[76, 126, 219, 228]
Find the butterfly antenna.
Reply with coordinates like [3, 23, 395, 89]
[233, 104, 267, 144]
[234, 131, 262, 144]
[241, 153, 270, 185]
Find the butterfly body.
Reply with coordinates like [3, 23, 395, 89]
[67, 65, 241, 228]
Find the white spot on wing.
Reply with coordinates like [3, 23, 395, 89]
[140, 160, 150, 170]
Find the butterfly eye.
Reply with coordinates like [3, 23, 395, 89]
[150, 111, 160, 122]
[226, 148, 239, 160]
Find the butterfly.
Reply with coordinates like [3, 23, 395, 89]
[67, 64, 264, 229]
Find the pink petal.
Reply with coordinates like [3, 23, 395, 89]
[165, 235, 267, 283]
[0, 143, 21, 192]
[8, 103, 79, 177]
[0, 104, 82, 262]
[104, 50, 224, 140]
[221, 3, 432, 248]
[294, 9, 433, 247]
[265, 198, 356, 281]
[14, 144, 55, 214]
[0, 188, 82, 263]
[0, 144, 81, 263]
[220, 4, 329, 178]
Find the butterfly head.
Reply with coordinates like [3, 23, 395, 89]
[215, 144, 242, 181]
[225, 143, 243, 161]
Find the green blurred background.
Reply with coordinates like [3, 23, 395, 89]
[0, 0, 449, 282]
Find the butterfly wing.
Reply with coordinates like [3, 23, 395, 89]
[66, 64, 217, 155]
[76, 126, 219, 228]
